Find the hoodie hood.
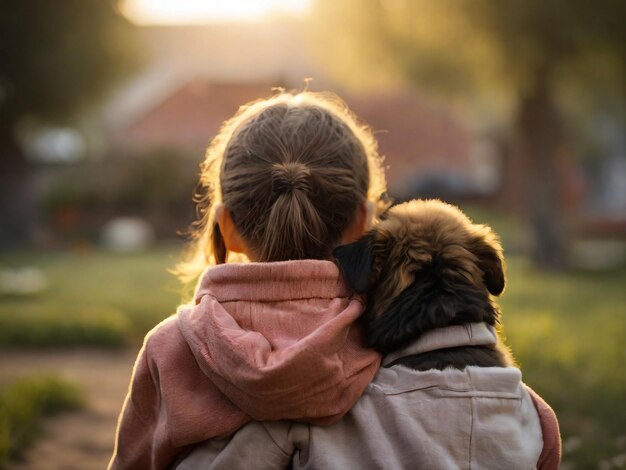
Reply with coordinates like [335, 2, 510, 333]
[177, 260, 381, 422]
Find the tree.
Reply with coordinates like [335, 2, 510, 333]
[0, 0, 137, 246]
[311, 0, 625, 269]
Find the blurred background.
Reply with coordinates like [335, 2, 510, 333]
[0, 0, 624, 468]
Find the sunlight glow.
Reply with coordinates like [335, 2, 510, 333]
[122, 0, 311, 25]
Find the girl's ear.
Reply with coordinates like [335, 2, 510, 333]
[333, 234, 374, 293]
[341, 200, 375, 244]
[212, 222, 227, 265]
[215, 203, 248, 257]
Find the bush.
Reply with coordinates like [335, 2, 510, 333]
[0, 247, 181, 348]
[0, 306, 132, 347]
[38, 147, 199, 242]
[0, 376, 83, 465]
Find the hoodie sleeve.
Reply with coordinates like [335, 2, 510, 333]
[524, 384, 561, 470]
[109, 316, 252, 470]
[108, 339, 179, 470]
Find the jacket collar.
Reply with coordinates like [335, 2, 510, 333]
[382, 323, 497, 367]
[193, 260, 351, 303]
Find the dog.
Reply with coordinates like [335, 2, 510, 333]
[334, 199, 514, 370]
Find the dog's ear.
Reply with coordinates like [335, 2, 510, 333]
[333, 234, 374, 293]
[474, 233, 506, 296]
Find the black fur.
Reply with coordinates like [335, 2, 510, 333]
[477, 244, 506, 296]
[332, 235, 373, 294]
[363, 277, 499, 356]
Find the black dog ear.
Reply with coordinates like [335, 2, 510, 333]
[477, 241, 506, 296]
[333, 234, 374, 293]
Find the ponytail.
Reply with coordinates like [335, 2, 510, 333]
[261, 162, 328, 261]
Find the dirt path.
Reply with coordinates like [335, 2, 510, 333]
[0, 348, 139, 470]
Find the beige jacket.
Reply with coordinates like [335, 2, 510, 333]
[177, 323, 560, 469]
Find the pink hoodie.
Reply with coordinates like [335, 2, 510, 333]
[109, 260, 381, 470]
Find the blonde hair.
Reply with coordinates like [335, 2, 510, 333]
[176, 91, 387, 285]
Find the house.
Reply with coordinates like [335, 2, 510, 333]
[110, 77, 480, 200]
[113, 79, 278, 152]
[346, 90, 484, 200]
[103, 22, 482, 200]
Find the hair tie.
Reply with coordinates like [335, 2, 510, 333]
[271, 162, 311, 195]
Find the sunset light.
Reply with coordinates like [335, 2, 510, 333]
[121, 0, 311, 25]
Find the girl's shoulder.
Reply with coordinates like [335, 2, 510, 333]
[144, 313, 178, 342]
[141, 313, 189, 365]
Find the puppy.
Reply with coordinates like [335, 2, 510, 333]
[334, 199, 513, 370]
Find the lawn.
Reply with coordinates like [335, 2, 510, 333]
[0, 245, 183, 347]
[500, 258, 626, 467]
[1, 244, 625, 467]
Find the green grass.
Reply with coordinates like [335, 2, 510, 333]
[0, 244, 625, 466]
[0, 245, 183, 347]
[500, 258, 626, 467]
[0, 375, 84, 466]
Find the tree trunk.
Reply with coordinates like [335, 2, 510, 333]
[516, 80, 570, 270]
[0, 122, 35, 249]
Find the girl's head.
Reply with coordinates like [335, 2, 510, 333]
[177, 91, 387, 283]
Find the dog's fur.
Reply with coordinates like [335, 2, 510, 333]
[334, 199, 514, 370]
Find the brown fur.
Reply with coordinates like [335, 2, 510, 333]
[334, 199, 514, 370]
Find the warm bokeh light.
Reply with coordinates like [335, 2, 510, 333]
[121, 0, 311, 25]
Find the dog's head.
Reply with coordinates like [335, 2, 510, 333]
[334, 199, 506, 354]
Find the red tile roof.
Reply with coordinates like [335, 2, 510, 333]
[346, 90, 472, 188]
[119, 80, 277, 151]
[118, 81, 472, 188]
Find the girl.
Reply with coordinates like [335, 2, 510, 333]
[109, 91, 389, 470]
